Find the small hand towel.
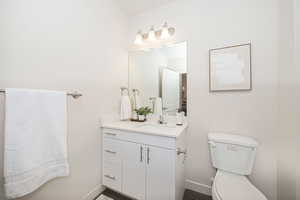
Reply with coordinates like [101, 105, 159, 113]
[4, 88, 69, 199]
[120, 95, 132, 121]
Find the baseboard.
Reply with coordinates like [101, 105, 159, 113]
[185, 179, 212, 196]
[82, 181, 211, 199]
[82, 184, 105, 200]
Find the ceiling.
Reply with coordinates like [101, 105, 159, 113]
[114, 0, 176, 16]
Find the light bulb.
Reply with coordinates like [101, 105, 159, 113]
[147, 26, 157, 41]
[160, 22, 170, 40]
[134, 31, 143, 45]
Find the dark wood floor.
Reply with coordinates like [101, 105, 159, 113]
[183, 190, 212, 200]
[97, 189, 212, 200]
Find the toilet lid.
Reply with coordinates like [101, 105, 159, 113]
[214, 170, 267, 200]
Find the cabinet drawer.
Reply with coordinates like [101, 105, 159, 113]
[103, 160, 122, 191]
[103, 138, 121, 161]
[103, 130, 119, 139]
[103, 128, 176, 149]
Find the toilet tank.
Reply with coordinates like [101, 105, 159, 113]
[208, 133, 258, 175]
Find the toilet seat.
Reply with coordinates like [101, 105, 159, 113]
[212, 170, 267, 200]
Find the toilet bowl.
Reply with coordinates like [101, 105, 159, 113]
[208, 133, 268, 200]
[212, 170, 267, 200]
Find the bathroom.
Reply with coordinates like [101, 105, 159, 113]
[0, 0, 299, 200]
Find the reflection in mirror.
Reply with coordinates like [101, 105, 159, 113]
[129, 42, 187, 116]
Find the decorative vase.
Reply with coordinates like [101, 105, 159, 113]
[138, 115, 145, 121]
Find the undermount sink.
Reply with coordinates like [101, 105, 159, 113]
[136, 123, 177, 129]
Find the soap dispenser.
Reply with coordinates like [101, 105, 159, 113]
[176, 111, 184, 126]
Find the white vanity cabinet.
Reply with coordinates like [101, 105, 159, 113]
[101, 123, 187, 200]
[122, 141, 146, 200]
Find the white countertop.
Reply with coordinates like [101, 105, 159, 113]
[101, 120, 187, 138]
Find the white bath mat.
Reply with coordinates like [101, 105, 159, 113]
[96, 194, 114, 200]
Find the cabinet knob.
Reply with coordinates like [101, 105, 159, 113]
[105, 132, 117, 136]
[140, 146, 143, 162]
[147, 147, 150, 164]
[177, 148, 187, 156]
[104, 174, 116, 180]
[105, 150, 117, 154]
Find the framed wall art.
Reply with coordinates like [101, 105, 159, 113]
[209, 43, 252, 92]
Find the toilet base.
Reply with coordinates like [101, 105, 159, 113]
[211, 170, 267, 200]
[211, 181, 219, 200]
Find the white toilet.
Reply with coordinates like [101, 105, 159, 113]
[208, 133, 267, 200]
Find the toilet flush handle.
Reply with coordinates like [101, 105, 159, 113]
[208, 141, 216, 148]
[177, 148, 187, 156]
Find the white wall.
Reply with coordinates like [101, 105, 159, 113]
[129, 0, 279, 199]
[278, 0, 299, 199]
[0, 0, 128, 199]
[294, 0, 300, 199]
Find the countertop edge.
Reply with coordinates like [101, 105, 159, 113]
[101, 123, 188, 138]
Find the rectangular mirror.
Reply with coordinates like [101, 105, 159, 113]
[129, 42, 187, 116]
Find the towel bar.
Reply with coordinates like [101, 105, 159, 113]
[0, 89, 82, 99]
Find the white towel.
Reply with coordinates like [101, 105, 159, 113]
[4, 88, 69, 199]
[120, 95, 132, 121]
[154, 97, 163, 116]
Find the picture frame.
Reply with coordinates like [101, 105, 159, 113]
[209, 43, 252, 92]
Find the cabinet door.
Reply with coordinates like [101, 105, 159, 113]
[146, 146, 174, 200]
[122, 141, 146, 200]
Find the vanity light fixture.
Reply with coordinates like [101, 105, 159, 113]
[160, 22, 170, 40]
[147, 26, 157, 41]
[134, 22, 176, 45]
[134, 30, 144, 45]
